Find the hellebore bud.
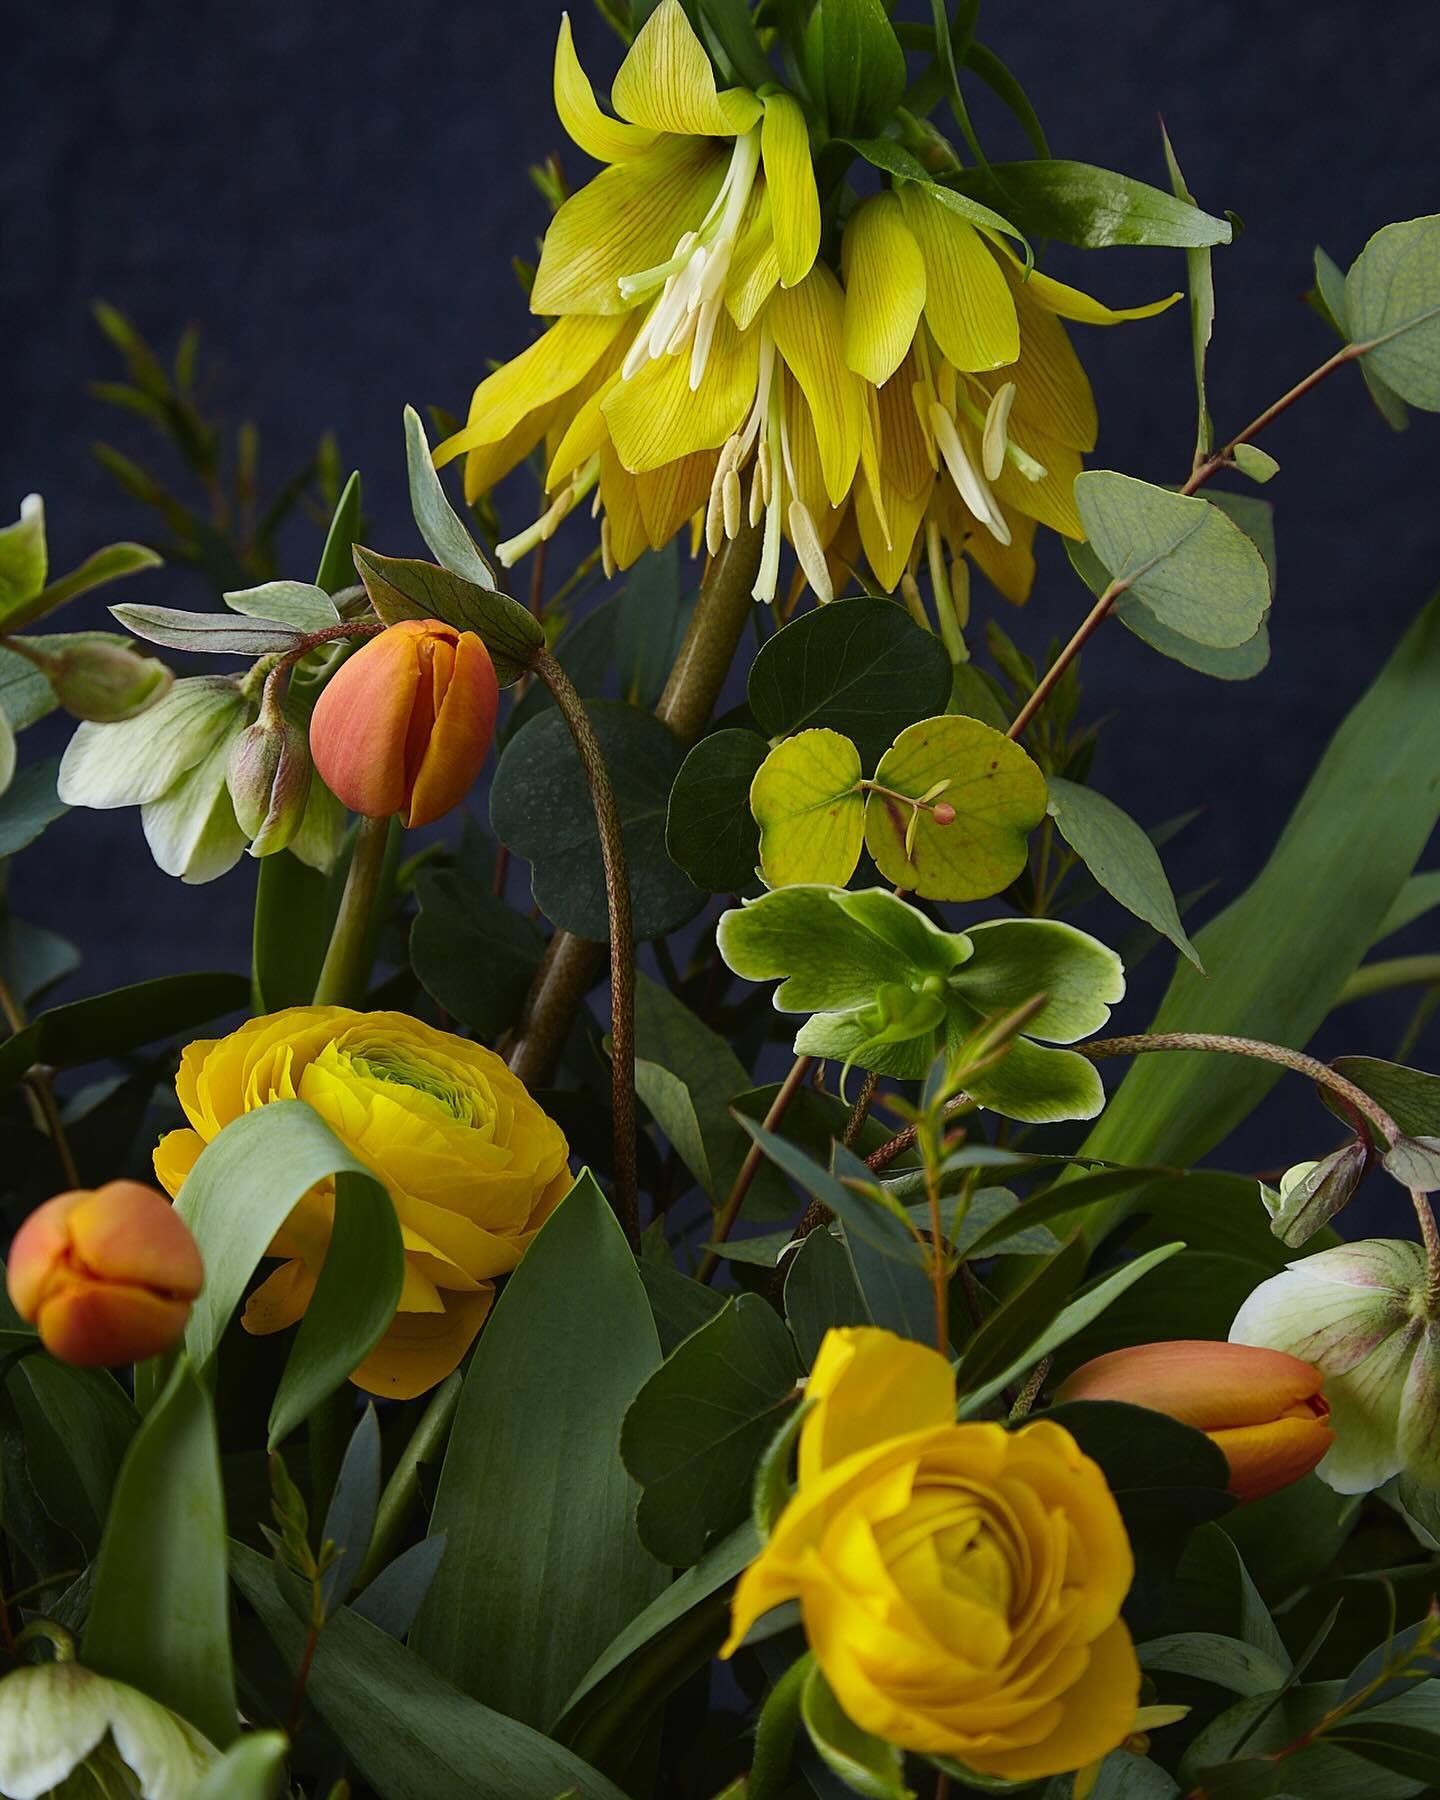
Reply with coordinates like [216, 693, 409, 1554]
[309, 618, 498, 829]
[6, 1180, 204, 1367]
[1231, 1238, 1440, 1495]
[1056, 1338, 1333, 1502]
[1261, 1139, 1371, 1247]
[227, 690, 313, 857]
[45, 637, 173, 723]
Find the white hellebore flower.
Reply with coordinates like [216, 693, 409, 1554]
[1231, 1238, 1440, 1495]
[57, 675, 344, 883]
[0, 1662, 217, 1799]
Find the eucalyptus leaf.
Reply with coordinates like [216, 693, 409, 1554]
[110, 603, 306, 655]
[352, 1534, 448, 1639]
[1346, 214, 1440, 410]
[224, 580, 340, 631]
[1047, 777, 1201, 969]
[748, 596, 952, 768]
[403, 404, 500, 591]
[491, 700, 702, 941]
[1161, 124, 1216, 463]
[665, 727, 767, 892]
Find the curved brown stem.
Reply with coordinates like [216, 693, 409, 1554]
[531, 648, 639, 1246]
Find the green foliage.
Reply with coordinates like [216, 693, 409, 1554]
[353, 547, 542, 684]
[950, 159, 1234, 248]
[665, 726, 766, 890]
[1345, 215, 1440, 410]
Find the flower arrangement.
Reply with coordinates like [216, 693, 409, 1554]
[4, 3, 1440, 1797]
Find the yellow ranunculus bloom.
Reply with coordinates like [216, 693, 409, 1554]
[722, 1326, 1140, 1783]
[152, 1007, 571, 1399]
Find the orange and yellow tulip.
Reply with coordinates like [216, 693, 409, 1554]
[6, 1180, 203, 1366]
[309, 618, 498, 830]
[1056, 1339, 1332, 1503]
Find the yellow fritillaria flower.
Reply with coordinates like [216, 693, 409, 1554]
[434, 0, 831, 598]
[840, 187, 1179, 602]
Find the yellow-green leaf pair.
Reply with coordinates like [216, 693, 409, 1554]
[749, 713, 1046, 901]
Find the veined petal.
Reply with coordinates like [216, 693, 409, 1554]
[990, 241, 1180, 326]
[602, 308, 758, 471]
[727, 185, 781, 330]
[531, 136, 725, 316]
[990, 421, 1083, 538]
[433, 314, 625, 467]
[900, 185, 1018, 372]
[857, 474, 930, 592]
[547, 377, 617, 487]
[462, 405, 558, 503]
[842, 192, 926, 385]
[554, 13, 659, 163]
[760, 92, 820, 288]
[636, 450, 718, 549]
[994, 259, 1098, 452]
[768, 263, 864, 506]
[611, 0, 762, 137]
[876, 354, 934, 501]
[598, 448, 652, 571]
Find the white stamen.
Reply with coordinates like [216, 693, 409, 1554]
[788, 501, 833, 602]
[723, 467, 742, 539]
[929, 402, 1011, 546]
[982, 382, 1016, 483]
[497, 456, 601, 567]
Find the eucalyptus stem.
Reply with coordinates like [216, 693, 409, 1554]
[312, 813, 391, 1007]
[506, 520, 764, 1089]
[531, 647, 639, 1246]
[698, 1052, 814, 1285]
[1006, 344, 1357, 742]
[354, 1369, 462, 1591]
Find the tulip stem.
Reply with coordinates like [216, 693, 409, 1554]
[531, 648, 640, 1246]
[1077, 1032, 1404, 1147]
[354, 1369, 462, 1591]
[313, 813, 391, 1008]
[1412, 1190, 1440, 1316]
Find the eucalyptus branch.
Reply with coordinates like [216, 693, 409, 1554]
[506, 520, 764, 1091]
[1077, 1031, 1403, 1146]
[1006, 344, 1359, 742]
[530, 647, 640, 1246]
[698, 1053, 814, 1285]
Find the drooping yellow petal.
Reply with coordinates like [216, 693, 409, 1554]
[857, 477, 930, 592]
[544, 323, 637, 486]
[842, 192, 926, 385]
[988, 240, 1180, 325]
[992, 260, 1098, 452]
[935, 481, 1037, 603]
[434, 314, 625, 467]
[464, 405, 558, 504]
[531, 136, 725, 316]
[554, 14, 659, 163]
[899, 185, 1019, 372]
[990, 421, 1084, 539]
[856, 365, 934, 589]
[598, 447, 652, 570]
[727, 185, 781, 330]
[768, 263, 864, 506]
[602, 308, 758, 471]
[611, 0, 762, 137]
[760, 93, 820, 288]
[636, 450, 718, 549]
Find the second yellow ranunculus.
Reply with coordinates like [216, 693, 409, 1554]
[153, 1007, 571, 1399]
[723, 1326, 1139, 1783]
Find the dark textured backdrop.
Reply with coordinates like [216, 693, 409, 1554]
[5, 1, 1440, 1223]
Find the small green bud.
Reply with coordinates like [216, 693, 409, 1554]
[227, 699, 312, 857]
[48, 638, 173, 722]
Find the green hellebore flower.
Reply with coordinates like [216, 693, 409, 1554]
[0, 1661, 216, 1799]
[1231, 1238, 1440, 1495]
[716, 884, 1125, 1123]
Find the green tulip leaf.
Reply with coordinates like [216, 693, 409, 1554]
[752, 728, 866, 888]
[665, 727, 767, 892]
[864, 715, 1046, 900]
[1047, 776, 1202, 969]
[1345, 214, 1440, 411]
[1074, 471, 1271, 651]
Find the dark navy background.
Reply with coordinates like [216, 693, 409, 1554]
[5, 2, 1440, 1223]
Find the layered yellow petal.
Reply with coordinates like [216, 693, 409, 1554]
[611, 0, 762, 137]
[842, 192, 927, 385]
[636, 450, 718, 549]
[768, 264, 864, 506]
[554, 13, 659, 164]
[995, 261, 1099, 452]
[727, 186, 781, 330]
[463, 406, 558, 505]
[598, 448, 652, 571]
[990, 420, 1084, 538]
[531, 136, 725, 316]
[989, 241, 1180, 326]
[760, 93, 820, 288]
[800, 1326, 956, 1484]
[900, 185, 1019, 372]
[350, 1285, 495, 1402]
[602, 308, 758, 471]
[433, 314, 624, 467]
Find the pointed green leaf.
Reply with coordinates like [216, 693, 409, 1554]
[1047, 777, 1201, 969]
[950, 158, 1233, 249]
[403, 405, 499, 591]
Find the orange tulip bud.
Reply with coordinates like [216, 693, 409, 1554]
[6, 1181, 204, 1366]
[1056, 1339, 1333, 1503]
[309, 619, 498, 829]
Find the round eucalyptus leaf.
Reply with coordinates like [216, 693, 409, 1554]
[490, 699, 703, 941]
[665, 727, 767, 892]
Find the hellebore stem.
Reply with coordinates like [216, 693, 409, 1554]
[354, 1369, 462, 1591]
[1076, 1031, 1404, 1147]
[312, 813, 392, 1008]
[1413, 1190, 1440, 1317]
[506, 519, 764, 1090]
[530, 647, 641, 1247]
